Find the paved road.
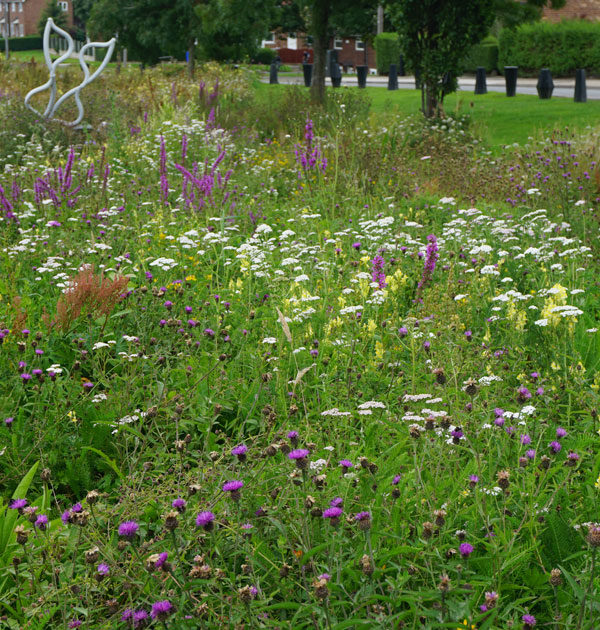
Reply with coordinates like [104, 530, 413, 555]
[269, 74, 600, 100]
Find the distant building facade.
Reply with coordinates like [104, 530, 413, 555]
[0, 0, 74, 38]
[543, 0, 600, 21]
[262, 30, 376, 70]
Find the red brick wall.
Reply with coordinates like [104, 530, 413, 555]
[264, 30, 375, 68]
[20, 0, 75, 37]
[543, 0, 600, 21]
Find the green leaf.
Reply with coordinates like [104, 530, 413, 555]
[80, 447, 124, 481]
[0, 461, 39, 559]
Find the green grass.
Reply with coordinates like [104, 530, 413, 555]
[256, 82, 600, 148]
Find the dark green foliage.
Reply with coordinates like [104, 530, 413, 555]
[89, 0, 199, 65]
[196, 0, 276, 62]
[499, 20, 600, 76]
[253, 47, 277, 65]
[493, 0, 566, 29]
[5, 36, 43, 52]
[386, 0, 495, 117]
[374, 32, 400, 75]
[462, 34, 499, 73]
[37, 0, 69, 36]
[540, 511, 581, 569]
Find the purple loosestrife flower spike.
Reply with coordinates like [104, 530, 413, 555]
[417, 234, 439, 294]
[371, 254, 387, 288]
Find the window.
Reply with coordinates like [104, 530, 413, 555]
[58, 1, 68, 11]
[355, 39, 365, 51]
[287, 32, 297, 50]
[305, 35, 313, 47]
[19, 3, 23, 13]
[334, 37, 343, 50]
[263, 32, 274, 43]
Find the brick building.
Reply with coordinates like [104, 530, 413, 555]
[0, 0, 74, 38]
[543, 0, 600, 21]
[262, 30, 376, 71]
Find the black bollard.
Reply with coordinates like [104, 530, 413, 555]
[356, 65, 368, 88]
[504, 66, 518, 97]
[302, 63, 313, 87]
[330, 58, 342, 88]
[537, 68, 554, 99]
[398, 56, 405, 77]
[475, 66, 487, 95]
[269, 61, 278, 85]
[575, 68, 587, 103]
[388, 64, 398, 90]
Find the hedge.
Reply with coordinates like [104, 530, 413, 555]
[462, 35, 499, 73]
[374, 32, 400, 75]
[499, 20, 600, 76]
[253, 47, 276, 65]
[6, 36, 42, 51]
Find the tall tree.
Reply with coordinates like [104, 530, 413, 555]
[38, 0, 69, 36]
[272, 1, 377, 104]
[88, 0, 200, 68]
[493, 0, 566, 28]
[73, 0, 96, 40]
[385, 0, 566, 118]
[195, 0, 276, 62]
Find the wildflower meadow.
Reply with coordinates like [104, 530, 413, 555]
[0, 61, 599, 629]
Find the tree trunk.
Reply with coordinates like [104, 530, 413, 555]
[423, 79, 438, 118]
[310, 0, 331, 105]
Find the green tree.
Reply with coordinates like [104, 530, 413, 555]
[38, 0, 70, 36]
[494, 0, 566, 29]
[73, 0, 96, 40]
[89, 0, 200, 69]
[385, 0, 566, 118]
[273, 1, 377, 104]
[195, 0, 276, 62]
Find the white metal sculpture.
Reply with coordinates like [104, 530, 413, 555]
[24, 18, 116, 128]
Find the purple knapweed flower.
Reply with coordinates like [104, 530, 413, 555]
[231, 444, 248, 458]
[9, 498, 27, 510]
[522, 614, 536, 628]
[549, 441, 562, 454]
[196, 511, 216, 530]
[323, 507, 343, 519]
[118, 520, 139, 539]
[459, 542, 474, 557]
[288, 448, 310, 460]
[150, 600, 174, 620]
[330, 497, 343, 508]
[172, 498, 186, 512]
[556, 427, 567, 438]
[34, 514, 49, 530]
[97, 563, 110, 576]
[339, 459, 353, 470]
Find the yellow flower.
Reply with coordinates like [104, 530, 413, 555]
[375, 340, 384, 361]
[595, 474, 600, 489]
[67, 411, 79, 424]
[185, 275, 196, 282]
[366, 319, 377, 335]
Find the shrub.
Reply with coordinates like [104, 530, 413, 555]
[253, 47, 276, 65]
[462, 35, 499, 73]
[374, 32, 400, 75]
[6, 36, 42, 51]
[499, 20, 600, 76]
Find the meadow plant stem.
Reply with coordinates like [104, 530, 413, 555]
[70, 528, 83, 579]
[577, 546, 597, 630]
